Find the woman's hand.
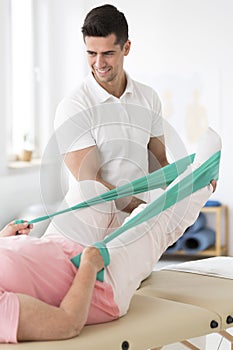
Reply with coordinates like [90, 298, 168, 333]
[0, 221, 33, 237]
[81, 246, 105, 272]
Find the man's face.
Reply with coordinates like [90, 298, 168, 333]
[85, 34, 130, 85]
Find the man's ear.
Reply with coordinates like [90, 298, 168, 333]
[124, 40, 131, 56]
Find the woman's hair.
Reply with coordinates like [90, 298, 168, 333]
[81, 4, 129, 49]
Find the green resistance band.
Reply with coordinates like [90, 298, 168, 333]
[71, 151, 220, 281]
[15, 151, 220, 282]
[15, 153, 195, 226]
[71, 241, 110, 282]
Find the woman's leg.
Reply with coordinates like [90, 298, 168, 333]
[105, 183, 214, 316]
[104, 127, 221, 316]
[44, 180, 121, 245]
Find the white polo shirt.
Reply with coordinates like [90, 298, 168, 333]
[55, 72, 164, 196]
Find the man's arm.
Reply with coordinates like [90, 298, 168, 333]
[64, 146, 145, 213]
[64, 146, 100, 181]
[17, 247, 104, 341]
[148, 136, 169, 173]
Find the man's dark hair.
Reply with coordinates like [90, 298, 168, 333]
[81, 4, 129, 49]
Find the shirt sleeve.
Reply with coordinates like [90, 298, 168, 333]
[0, 291, 20, 343]
[54, 102, 96, 154]
[151, 90, 164, 137]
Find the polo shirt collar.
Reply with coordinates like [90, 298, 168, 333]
[87, 72, 133, 103]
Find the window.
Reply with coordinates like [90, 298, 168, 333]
[8, 0, 35, 160]
[5, 0, 84, 166]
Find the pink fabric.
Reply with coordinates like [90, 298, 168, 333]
[0, 292, 19, 343]
[0, 235, 119, 343]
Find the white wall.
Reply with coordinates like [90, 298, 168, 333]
[1, 0, 233, 253]
[0, 169, 41, 224]
[0, 0, 10, 174]
[32, 0, 88, 151]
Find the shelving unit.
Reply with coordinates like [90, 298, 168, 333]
[165, 205, 229, 257]
[200, 205, 229, 256]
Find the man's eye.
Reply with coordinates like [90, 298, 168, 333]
[104, 52, 114, 56]
[88, 52, 96, 57]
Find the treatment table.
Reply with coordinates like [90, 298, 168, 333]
[1, 256, 233, 350]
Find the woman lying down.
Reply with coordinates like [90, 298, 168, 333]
[0, 128, 221, 343]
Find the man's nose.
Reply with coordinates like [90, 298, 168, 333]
[95, 54, 106, 68]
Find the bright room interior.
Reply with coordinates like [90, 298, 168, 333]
[0, 1, 233, 349]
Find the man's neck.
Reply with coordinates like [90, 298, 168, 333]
[96, 71, 127, 99]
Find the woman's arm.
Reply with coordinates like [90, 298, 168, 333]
[17, 246, 104, 341]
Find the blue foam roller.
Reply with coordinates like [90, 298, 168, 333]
[166, 237, 184, 253]
[181, 228, 215, 254]
[187, 212, 207, 233]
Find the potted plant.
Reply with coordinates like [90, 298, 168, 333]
[18, 133, 34, 161]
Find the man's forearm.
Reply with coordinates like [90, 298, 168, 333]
[64, 148, 145, 213]
[96, 175, 145, 213]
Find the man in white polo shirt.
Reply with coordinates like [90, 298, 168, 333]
[55, 4, 169, 216]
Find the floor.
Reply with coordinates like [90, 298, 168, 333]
[154, 256, 233, 350]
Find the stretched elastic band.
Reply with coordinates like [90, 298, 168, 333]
[14, 151, 220, 282]
[17, 154, 195, 225]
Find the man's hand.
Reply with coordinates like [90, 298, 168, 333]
[0, 221, 33, 237]
[115, 195, 146, 213]
[211, 180, 217, 193]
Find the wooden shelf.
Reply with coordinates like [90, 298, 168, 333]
[164, 205, 229, 257]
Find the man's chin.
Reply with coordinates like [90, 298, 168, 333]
[95, 75, 112, 84]
[93, 70, 113, 83]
